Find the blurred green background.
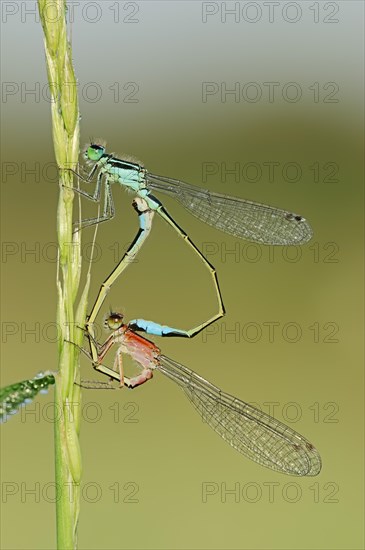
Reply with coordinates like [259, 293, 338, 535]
[1, 1, 364, 549]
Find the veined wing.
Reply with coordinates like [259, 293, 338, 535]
[157, 355, 321, 476]
[146, 173, 312, 245]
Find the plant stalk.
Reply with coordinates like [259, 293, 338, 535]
[37, 1, 88, 548]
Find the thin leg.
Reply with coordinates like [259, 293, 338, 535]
[66, 164, 115, 230]
[71, 169, 104, 203]
[67, 333, 152, 390]
[114, 347, 124, 387]
[77, 380, 116, 389]
[75, 181, 115, 231]
[153, 205, 226, 337]
[86, 198, 155, 362]
[85, 341, 151, 390]
[91, 366, 149, 389]
[66, 164, 99, 183]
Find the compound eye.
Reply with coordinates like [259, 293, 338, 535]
[105, 313, 124, 330]
[87, 145, 105, 161]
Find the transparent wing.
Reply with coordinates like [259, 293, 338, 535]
[157, 355, 321, 476]
[146, 173, 312, 245]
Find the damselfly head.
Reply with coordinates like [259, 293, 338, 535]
[83, 141, 106, 163]
[104, 312, 124, 331]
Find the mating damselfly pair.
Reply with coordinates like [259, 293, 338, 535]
[63, 142, 320, 476]
[1, 143, 321, 477]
